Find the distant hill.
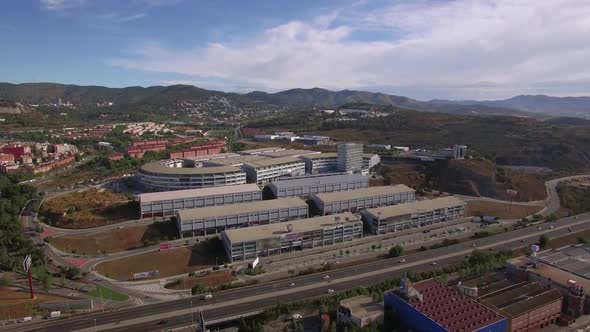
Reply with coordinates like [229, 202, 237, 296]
[2, 82, 590, 118]
[0, 100, 33, 114]
[434, 95, 590, 117]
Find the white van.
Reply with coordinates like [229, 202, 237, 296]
[202, 294, 213, 300]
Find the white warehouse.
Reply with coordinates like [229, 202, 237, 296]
[312, 185, 415, 215]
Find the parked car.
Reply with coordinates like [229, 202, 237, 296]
[322, 275, 330, 280]
[288, 282, 295, 287]
[399, 258, 406, 263]
[327, 289, 334, 293]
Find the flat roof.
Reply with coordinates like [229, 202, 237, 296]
[139, 183, 261, 203]
[339, 295, 384, 320]
[140, 161, 242, 175]
[204, 155, 269, 166]
[182, 153, 241, 161]
[177, 197, 307, 221]
[261, 149, 320, 158]
[537, 244, 590, 279]
[313, 185, 414, 203]
[364, 196, 465, 218]
[459, 273, 517, 298]
[239, 147, 286, 155]
[393, 279, 505, 332]
[363, 153, 379, 158]
[300, 152, 337, 160]
[481, 282, 562, 317]
[223, 212, 360, 243]
[509, 252, 590, 291]
[242, 156, 304, 168]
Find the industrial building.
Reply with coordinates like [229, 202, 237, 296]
[138, 183, 262, 218]
[385, 278, 507, 332]
[480, 282, 562, 331]
[221, 213, 362, 262]
[239, 147, 286, 155]
[361, 196, 465, 234]
[311, 185, 415, 215]
[259, 149, 320, 158]
[201, 154, 268, 167]
[363, 153, 381, 170]
[300, 152, 337, 174]
[337, 295, 384, 328]
[337, 143, 363, 172]
[138, 160, 247, 192]
[266, 173, 368, 198]
[241, 156, 305, 184]
[175, 197, 308, 237]
[507, 244, 590, 321]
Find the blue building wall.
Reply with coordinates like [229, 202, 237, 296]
[384, 292, 508, 332]
[384, 292, 447, 332]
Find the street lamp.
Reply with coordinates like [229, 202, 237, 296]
[94, 318, 97, 332]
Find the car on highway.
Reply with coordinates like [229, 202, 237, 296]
[157, 320, 168, 325]
[327, 289, 334, 293]
[431, 261, 437, 265]
[322, 275, 330, 280]
[399, 258, 406, 263]
[472, 243, 477, 247]
[537, 226, 542, 230]
[202, 294, 213, 300]
[568, 227, 573, 231]
[292, 314, 302, 320]
[288, 282, 295, 287]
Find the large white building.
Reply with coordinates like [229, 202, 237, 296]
[221, 212, 363, 262]
[363, 154, 381, 170]
[241, 156, 306, 185]
[300, 152, 338, 174]
[138, 160, 246, 192]
[337, 143, 363, 172]
[360, 196, 466, 234]
[138, 183, 262, 218]
[175, 197, 308, 237]
[267, 173, 369, 198]
[312, 185, 416, 215]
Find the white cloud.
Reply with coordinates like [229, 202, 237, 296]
[40, 0, 85, 10]
[108, 0, 590, 99]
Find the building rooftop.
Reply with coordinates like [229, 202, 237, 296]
[177, 197, 307, 221]
[480, 282, 562, 318]
[182, 153, 241, 161]
[140, 161, 243, 175]
[204, 155, 269, 166]
[313, 185, 415, 203]
[394, 279, 505, 332]
[223, 212, 360, 243]
[458, 273, 517, 298]
[537, 244, 590, 279]
[339, 295, 384, 321]
[261, 149, 320, 158]
[239, 147, 286, 155]
[242, 156, 304, 168]
[139, 183, 261, 203]
[363, 196, 465, 218]
[509, 252, 590, 292]
[268, 173, 368, 189]
[299, 152, 337, 160]
[363, 153, 379, 158]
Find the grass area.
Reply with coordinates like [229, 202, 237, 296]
[547, 229, 590, 248]
[40, 188, 138, 228]
[83, 285, 128, 301]
[466, 200, 543, 219]
[95, 238, 227, 281]
[0, 286, 71, 320]
[49, 221, 178, 255]
[165, 270, 236, 290]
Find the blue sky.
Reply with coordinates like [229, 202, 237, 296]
[2, 0, 590, 100]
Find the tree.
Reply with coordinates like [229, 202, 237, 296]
[539, 235, 550, 249]
[388, 245, 403, 258]
[191, 283, 206, 295]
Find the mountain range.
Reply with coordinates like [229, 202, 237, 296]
[1, 82, 589, 118]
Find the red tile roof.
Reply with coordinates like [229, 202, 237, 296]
[409, 279, 505, 332]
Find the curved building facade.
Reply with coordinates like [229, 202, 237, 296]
[138, 159, 247, 192]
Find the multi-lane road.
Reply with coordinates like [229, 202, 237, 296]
[9, 212, 590, 332]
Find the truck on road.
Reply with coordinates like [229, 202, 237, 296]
[45, 311, 61, 319]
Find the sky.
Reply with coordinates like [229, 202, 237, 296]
[1, 0, 590, 100]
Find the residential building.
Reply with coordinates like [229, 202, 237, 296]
[138, 160, 247, 192]
[175, 197, 308, 237]
[312, 185, 415, 215]
[337, 143, 363, 172]
[337, 295, 384, 328]
[138, 183, 262, 218]
[221, 213, 362, 262]
[241, 157, 305, 185]
[384, 279, 507, 332]
[360, 196, 465, 234]
[267, 173, 368, 198]
[299, 153, 337, 174]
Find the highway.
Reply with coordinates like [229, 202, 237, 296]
[9, 212, 590, 332]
